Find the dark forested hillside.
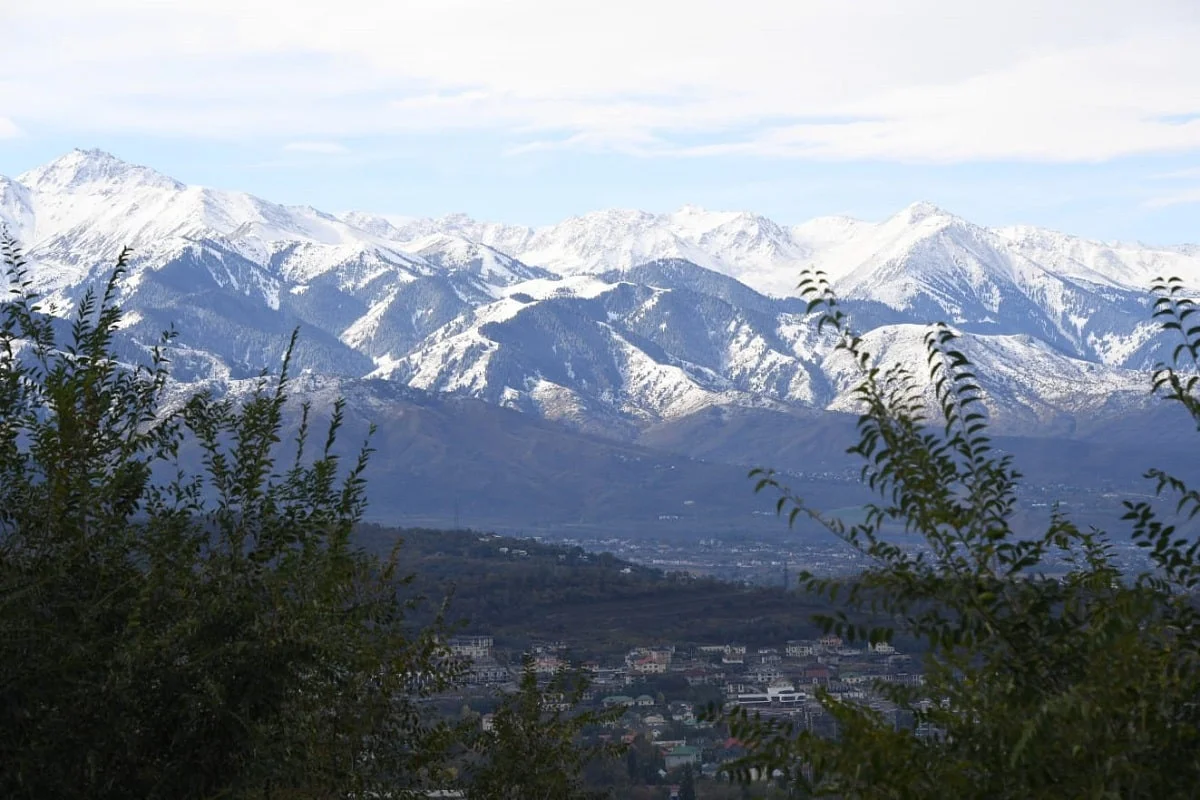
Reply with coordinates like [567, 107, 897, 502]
[357, 524, 831, 654]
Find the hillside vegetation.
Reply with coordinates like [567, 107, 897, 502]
[358, 524, 829, 654]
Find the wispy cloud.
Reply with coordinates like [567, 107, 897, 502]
[282, 141, 349, 154]
[503, 131, 669, 158]
[1150, 167, 1200, 181]
[3, 0, 1199, 163]
[1144, 187, 1200, 209]
[0, 117, 21, 138]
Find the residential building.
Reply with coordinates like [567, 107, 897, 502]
[730, 681, 809, 708]
[664, 745, 702, 770]
[786, 640, 816, 658]
[448, 635, 493, 661]
[467, 662, 510, 685]
[818, 634, 843, 650]
[627, 647, 672, 674]
[534, 654, 564, 674]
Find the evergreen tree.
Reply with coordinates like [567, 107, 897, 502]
[679, 764, 697, 800]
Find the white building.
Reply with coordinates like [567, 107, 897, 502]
[731, 681, 809, 708]
[627, 647, 672, 673]
[786, 640, 817, 658]
[448, 635, 493, 661]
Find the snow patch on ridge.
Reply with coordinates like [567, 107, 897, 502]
[5, 148, 1197, 430]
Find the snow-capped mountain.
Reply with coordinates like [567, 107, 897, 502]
[346, 204, 837, 298]
[3, 149, 1197, 437]
[811, 202, 1162, 368]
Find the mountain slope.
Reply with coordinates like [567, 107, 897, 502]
[3, 148, 1197, 437]
[814, 203, 1159, 369]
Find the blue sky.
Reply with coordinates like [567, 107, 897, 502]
[2, 0, 1199, 243]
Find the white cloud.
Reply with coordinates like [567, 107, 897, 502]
[3, 0, 1199, 162]
[1145, 188, 1200, 209]
[1151, 167, 1200, 180]
[282, 141, 349, 154]
[0, 117, 21, 138]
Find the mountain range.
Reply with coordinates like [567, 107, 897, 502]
[2, 148, 1198, 535]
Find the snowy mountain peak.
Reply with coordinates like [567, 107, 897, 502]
[791, 215, 873, 249]
[437, 212, 477, 227]
[575, 208, 659, 227]
[0, 175, 34, 238]
[19, 149, 184, 194]
[337, 211, 410, 239]
[895, 200, 956, 226]
[7, 149, 1200, 435]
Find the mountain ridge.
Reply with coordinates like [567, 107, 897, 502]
[2, 148, 1195, 436]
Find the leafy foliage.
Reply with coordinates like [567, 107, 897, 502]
[0, 236, 464, 798]
[457, 656, 625, 799]
[719, 269, 1200, 798]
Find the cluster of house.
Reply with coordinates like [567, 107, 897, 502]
[446, 632, 927, 770]
[718, 636, 923, 697]
[598, 636, 923, 732]
[714, 636, 926, 733]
